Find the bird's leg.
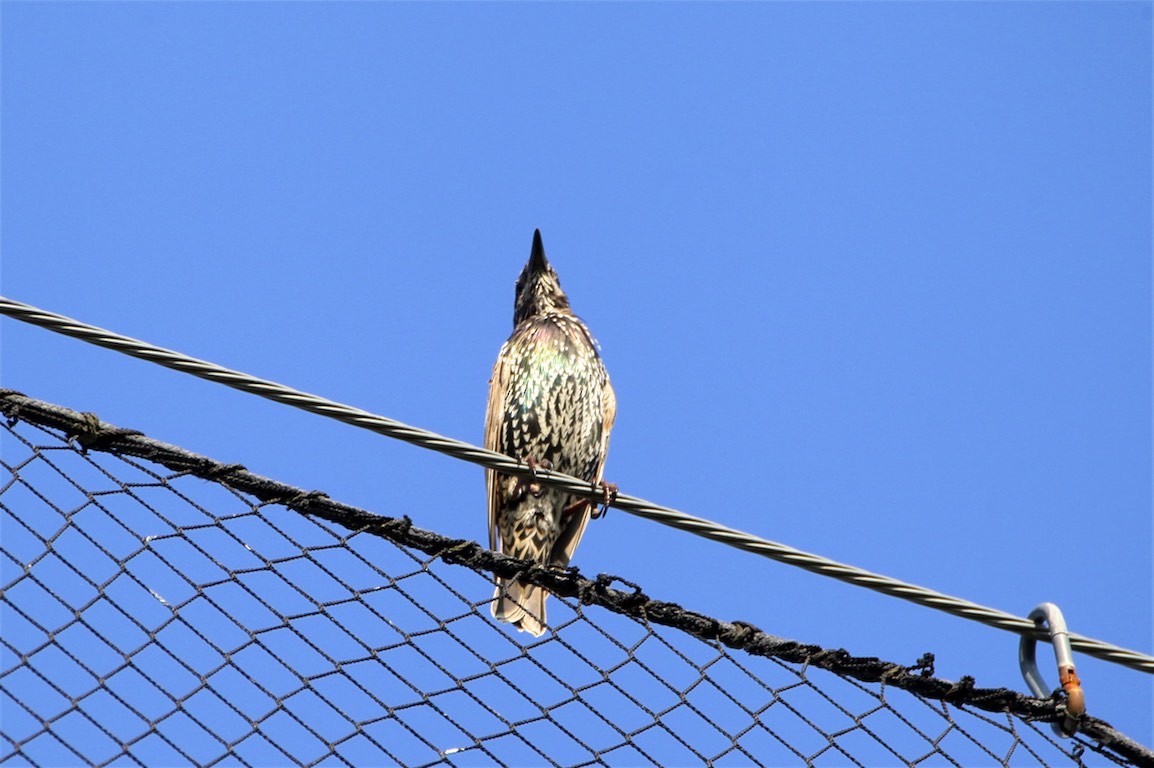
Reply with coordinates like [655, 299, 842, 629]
[562, 480, 618, 521]
[526, 457, 552, 497]
[561, 498, 590, 520]
[511, 457, 553, 502]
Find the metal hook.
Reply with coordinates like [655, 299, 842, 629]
[1019, 602, 1084, 738]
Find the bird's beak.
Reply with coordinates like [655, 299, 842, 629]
[528, 229, 548, 271]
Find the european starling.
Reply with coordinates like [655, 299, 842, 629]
[485, 230, 616, 637]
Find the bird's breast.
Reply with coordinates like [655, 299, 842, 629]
[499, 316, 609, 480]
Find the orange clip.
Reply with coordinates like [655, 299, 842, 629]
[1058, 665, 1085, 719]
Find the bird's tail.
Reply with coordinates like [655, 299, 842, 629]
[491, 579, 547, 637]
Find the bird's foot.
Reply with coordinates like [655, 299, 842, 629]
[524, 457, 553, 473]
[512, 457, 553, 501]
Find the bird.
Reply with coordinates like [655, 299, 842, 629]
[485, 229, 616, 637]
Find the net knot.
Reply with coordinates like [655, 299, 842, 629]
[67, 411, 142, 452]
[814, 647, 850, 664]
[377, 515, 413, 537]
[877, 662, 907, 684]
[202, 462, 248, 481]
[439, 540, 478, 565]
[284, 490, 330, 511]
[595, 573, 644, 596]
[945, 675, 977, 703]
[0, 388, 28, 425]
[718, 621, 761, 649]
[580, 573, 648, 611]
[910, 652, 936, 677]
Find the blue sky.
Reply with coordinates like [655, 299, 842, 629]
[2, 0, 1150, 759]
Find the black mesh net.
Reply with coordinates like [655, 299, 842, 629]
[1, 393, 1148, 767]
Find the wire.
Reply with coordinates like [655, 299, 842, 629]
[1, 294, 1151, 674]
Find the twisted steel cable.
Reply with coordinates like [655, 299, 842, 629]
[1, 295, 1150, 674]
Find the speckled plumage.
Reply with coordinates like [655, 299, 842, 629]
[485, 230, 616, 637]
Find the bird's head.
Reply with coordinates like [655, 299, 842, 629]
[512, 229, 571, 325]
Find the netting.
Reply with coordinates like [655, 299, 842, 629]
[1, 391, 1150, 767]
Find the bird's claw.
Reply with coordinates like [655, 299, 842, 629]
[590, 481, 618, 520]
[524, 457, 553, 475]
[515, 457, 553, 499]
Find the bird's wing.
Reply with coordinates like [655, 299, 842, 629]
[552, 371, 617, 568]
[598, 375, 618, 481]
[485, 344, 513, 553]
